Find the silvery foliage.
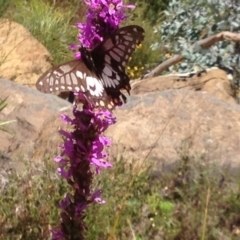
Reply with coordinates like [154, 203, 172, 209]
[153, 0, 240, 75]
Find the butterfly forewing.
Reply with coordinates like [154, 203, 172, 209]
[36, 60, 116, 109]
[36, 60, 88, 93]
[92, 25, 145, 92]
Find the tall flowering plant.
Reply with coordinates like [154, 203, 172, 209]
[52, 1, 135, 239]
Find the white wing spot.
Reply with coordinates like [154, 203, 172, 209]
[105, 55, 111, 64]
[118, 65, 123, 71]
[49, 76, 54, 86]
[103, 39, 114, 51]
[119, 30, 126, 35]
[108, 103, 113, 109]
[103, 66, 112, 77]
[113, 48, 124, 57]
[76, 71, 83, 79]
[60, 76, 65, 84]
[109, 51, 120, 62]
[114, 79, 119, 85]
[102, 74, 112, 87]
[118, 45, 126, 50]
[86, 76, 104, 97]
[66, 74, 71, 85]
[99, 100, 105, 107]
[71, 72, 78, 84]
[59, 65, 72, 73]
[75, 86, 80, 92]
[123, 36, 133, 41]
[116, 74, 120, 81]
[60, 86, 66, 90]
[38, 81, 43, 86]
[81, 86, 85, 92]
[53, 70, 62, 77]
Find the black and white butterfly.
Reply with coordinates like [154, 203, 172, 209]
[36, 25, 145, 109]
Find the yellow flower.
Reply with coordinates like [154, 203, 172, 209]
[130, 71, 135, 78]
[134, 66, 138, 71]
[137, 43, 142, 49]
[165, 53, 172, 58]
[127, 66, 131, 70]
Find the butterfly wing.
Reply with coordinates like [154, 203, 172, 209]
[36, 60, 114, 109]
[36, 25, 145, 109]
[92, 25, 145, 94]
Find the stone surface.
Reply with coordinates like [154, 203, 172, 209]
[0, 18, 52, 87]
[132, 68, 235, 104]
[107, 89, 240, 169]
[0, 78, 71, 169]
[2, 76, 240, 171]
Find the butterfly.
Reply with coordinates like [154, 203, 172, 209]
[36, 25, 145, 109]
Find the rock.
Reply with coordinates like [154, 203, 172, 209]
[0, 78, 71, 170]
[132, 68, 235, 104]
[1, 68, 240, 171]
[0, 18, 52, 87]
[106, 89, 240, 168]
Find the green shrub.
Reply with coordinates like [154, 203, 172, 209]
[124, 3, 165, 78]
[11, 0, 79, 65]
[154, 0, 240, 73]
[0, 159, 68, 239]
[0, 0, 10, 17]
[128, 0, 169, 25]
[1, 151, 240, 239]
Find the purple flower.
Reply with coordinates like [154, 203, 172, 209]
[91, 190, 106, 204]
[53, 0, 135, 239]
[51, 229, 66, 240]
[75, 0, 135, 50]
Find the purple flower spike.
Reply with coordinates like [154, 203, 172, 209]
[54, 102, 116, 239]
[75, 0, 135, 51]
[52, 0, 136, 239]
